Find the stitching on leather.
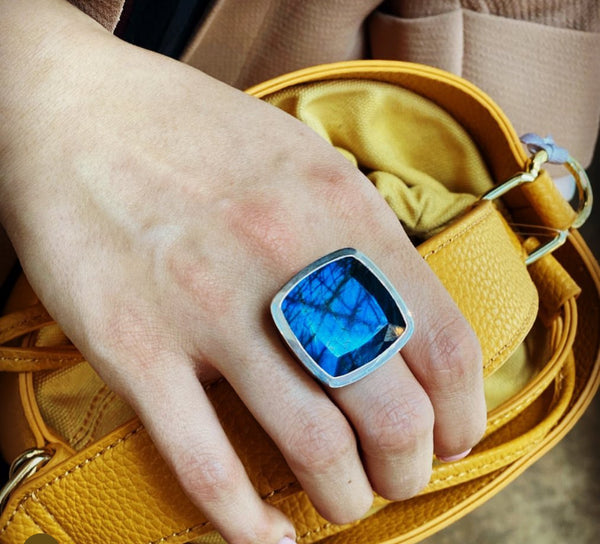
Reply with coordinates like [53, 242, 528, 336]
[296, 438, 548, 542]
[70, 385, 111, 446]
[81, 390, 122, 450]
[148, 480, 300, 544]
[421, 206, 493, 261]
[0, 311, 49, 343]
[0, 503, 27, 537]
[0, 499, 54, 539]
[0, 421, 298, 544]
[430, 368, 566, 487]
[482, 295, 538, 372]
[262, 480, 297, 500]
[148, 522, 210, 544]
[83, 391, 115, 446]
[429, 440, 543, 487]
[0, 425, 144, 536]
[486, 363, 560, 430]
[0, 355, 82, 365]
[296, 470, 501, 543]
[0, 374, 560, 542]
[2, 340, 558, 543]
[298, 522, 335, 540]
[41, 425, 144, 487]
[307, 383, 568, 544]
[29, 492, 75, 543]
[71, 387, 120, 449]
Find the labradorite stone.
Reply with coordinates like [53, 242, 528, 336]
[281, 256, 405, 378]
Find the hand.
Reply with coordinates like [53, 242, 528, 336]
[0, 1, 487, 543]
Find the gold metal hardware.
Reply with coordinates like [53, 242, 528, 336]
[0, 448, 51, 514]
[523, 231, 569, 266]
[566, 155, 593, 229]
[482, 150, 593, 265]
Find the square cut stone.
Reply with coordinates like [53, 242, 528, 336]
[272, 249, 413, 387]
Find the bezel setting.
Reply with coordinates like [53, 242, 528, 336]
[271, 248, 414, 387]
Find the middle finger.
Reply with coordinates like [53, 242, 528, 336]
[331, 354, 435, 500]
[212, 326, 376, 525]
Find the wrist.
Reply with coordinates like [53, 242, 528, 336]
[0, 0, 110, 161]
[0, 0, 114, 215]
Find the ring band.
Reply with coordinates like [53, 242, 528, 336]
[271, 248, 414, 387]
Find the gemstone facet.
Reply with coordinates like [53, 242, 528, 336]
[271, 248, 414, 387]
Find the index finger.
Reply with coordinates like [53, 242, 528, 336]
[126, 355, 296, 544]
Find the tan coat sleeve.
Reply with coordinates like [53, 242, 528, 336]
[370, 1, 600, 167]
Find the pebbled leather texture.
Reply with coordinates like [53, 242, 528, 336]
[418, 201, 537, 377]
[1, 61, 598, 544]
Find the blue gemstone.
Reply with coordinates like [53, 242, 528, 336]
[280, 255, 407, 379]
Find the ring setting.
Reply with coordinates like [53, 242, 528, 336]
[271, 248, 414, 387]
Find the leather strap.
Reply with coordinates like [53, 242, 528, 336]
[0, 311, 577, 544]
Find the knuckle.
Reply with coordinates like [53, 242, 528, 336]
[173, 449, 242, 506]
[226, 523, 276, 544]
[221, 195, 300, 271]
[286, 405, 356, 474]
[96, 304, 172, 385]
[389, 464, 433, 501]
[438, 411, 486, 457]
[316, 167, 378, 223]
[427, 315, 482, 387]
[165, 244, 236, 319]
[365, 390, 434, 456]
[324, 496, 374, 526]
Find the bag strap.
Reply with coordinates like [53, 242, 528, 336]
[0, 61, 593, 544]
[0, 307, 577, 544]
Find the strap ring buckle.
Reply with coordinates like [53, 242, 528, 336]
[0, 448, 51, 515]
[482, 149, 593, 265]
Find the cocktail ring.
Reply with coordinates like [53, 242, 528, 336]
[271, 248, 414, 387]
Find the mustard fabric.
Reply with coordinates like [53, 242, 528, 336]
[264, 79, 494, 238]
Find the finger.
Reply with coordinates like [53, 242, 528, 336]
[331, 355, 434, 500]
[315, 173, 487, 460]
[126, 355, 296, 544]
[215, 330, 375, 525]
[382, 248, 487, 459]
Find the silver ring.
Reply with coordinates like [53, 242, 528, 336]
[271, 248, 414, 387]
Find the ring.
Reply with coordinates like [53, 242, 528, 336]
[271, 248, 414, 387]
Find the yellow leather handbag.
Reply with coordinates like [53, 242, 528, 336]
[0, 60, 598, 544]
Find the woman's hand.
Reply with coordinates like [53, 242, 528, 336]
[0, 1, 487, 543]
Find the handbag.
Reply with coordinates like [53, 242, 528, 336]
[0, 60, 598, 544]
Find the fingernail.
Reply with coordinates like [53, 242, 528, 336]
[438, 448, 472, 463]
[278, 538, 296, 544]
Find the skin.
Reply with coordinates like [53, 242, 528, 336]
[0, 1, 487, 543]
